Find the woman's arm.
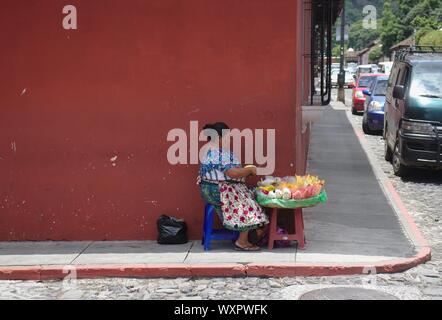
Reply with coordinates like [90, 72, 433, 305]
[225, 166, 257, 179]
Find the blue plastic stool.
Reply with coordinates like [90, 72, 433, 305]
[202, 204, 239, 251]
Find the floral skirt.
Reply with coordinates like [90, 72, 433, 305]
[200, 181, 269, 232]
[200, 181, 223, 220]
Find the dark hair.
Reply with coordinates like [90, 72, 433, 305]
[203, 122, 230, 141]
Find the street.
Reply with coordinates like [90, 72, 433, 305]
[1, 89, 441, 300]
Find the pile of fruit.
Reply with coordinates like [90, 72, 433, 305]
[257, 175, 325, 200]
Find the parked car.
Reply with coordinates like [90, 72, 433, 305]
[347, 62, 358, 74]
[370, 64, 380, 73]
[345, 70, 356, 88]
[384, 47, 442, 176]
[351, 73, 385, 114]
[331, 63, 340, 70]
[331, 69, 339, 87]
[379, 61, 393, 75]
[331, 69, 355, 88]
[362, 75, 389, 134]
[356, 64, 376, 78]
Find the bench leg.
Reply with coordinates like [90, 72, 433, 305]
[267, 208, 277, 250]
[204, 205, 215, 251]
[295, 208, 305, 250]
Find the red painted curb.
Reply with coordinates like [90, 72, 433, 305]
[40, 265, 194, 280]
[0, 244, 431, 280]
[0, 266, 41, 281]
[246, 264, 363, 277]
[188, 264, 247, 278]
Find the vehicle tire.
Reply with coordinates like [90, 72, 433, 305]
[384, 127, 393, 162]
[384, 139, 393, 162]
[362, 117, 372, 135]
[392, 142, 409, 177]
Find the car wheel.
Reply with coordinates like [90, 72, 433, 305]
[362, 116, 372, 135]
[384, 126, 393, 162]
[392, 142, 409, 177]
[384, 139, 393, 163]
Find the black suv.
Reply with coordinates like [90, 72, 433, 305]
[384, 46, 442, 176]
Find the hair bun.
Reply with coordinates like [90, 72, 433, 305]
[202, 122, 229, 141]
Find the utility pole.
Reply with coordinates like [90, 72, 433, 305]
[337, 4, 346, 104]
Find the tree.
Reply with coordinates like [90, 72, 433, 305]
[332, 45, 348, 58]
[397, 0, 417, 36]
[419, 30, 442, 46]
[369, 46, 382, 63]
[348, 19, 381, 51]
[397, 0, 442, 43]
[331, 0, 385, 57]
[346, 0, 385, 23]
[403, 0, 442, 27]
[380, 0, 407, 55]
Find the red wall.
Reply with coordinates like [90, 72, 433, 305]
[0, 0, 302, 240]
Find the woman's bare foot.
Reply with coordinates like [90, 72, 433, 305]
[236, 231, 260, 251]
[234, 241, 260, 251]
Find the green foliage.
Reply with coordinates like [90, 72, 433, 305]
[332, 0, 442, 58]
[388, 0, 442, 49]
[405, 0, 442, 28]
[345, 0, 384, 24]
[332, 45, 348, 58]
[332, 0, 384, 54]
[348, 19, 381, 50]
[368, 46, 382, 63]
[418, 30, 442, 46]
[380, 0, 407, 55]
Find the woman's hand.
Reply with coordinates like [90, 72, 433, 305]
[225, 166, 257, 179]
[196, 176, 201, 185]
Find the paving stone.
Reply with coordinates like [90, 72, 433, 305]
[0, 91, 442, 300]
[269, 280, 283, 288]
[422, 288, 442, 297]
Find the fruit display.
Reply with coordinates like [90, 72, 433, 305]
[257, 175, 325, 200]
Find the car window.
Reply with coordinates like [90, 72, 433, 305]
[373, 79, 388, 96]
[388, 64, 398, 87]
[395, 69, 402, 86]
[358, 76, 376, 88]
[410, 63, 442, 99]
[358, 67, 372, 74]
[398, 67, 409, 86]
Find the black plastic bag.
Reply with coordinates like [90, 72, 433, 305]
[157, 215, 188, 244]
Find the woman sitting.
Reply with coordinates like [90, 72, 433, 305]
[199, 122, 269, 251]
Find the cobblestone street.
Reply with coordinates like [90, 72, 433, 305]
[1, 91, 441, 300]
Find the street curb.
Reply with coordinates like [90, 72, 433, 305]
[0, 251, 431, 280]
[0, 107, 430, 280]
[0, 264, 248, 281]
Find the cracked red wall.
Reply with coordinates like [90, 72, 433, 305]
[0, 0, 305, 240]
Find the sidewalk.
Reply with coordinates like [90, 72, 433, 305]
[0, 105, 430, 280]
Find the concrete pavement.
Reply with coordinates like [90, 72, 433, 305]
[0, 104, 430, 279]
[303, 106, 417, 263]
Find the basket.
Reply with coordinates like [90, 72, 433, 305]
[255, 189, 328, 209]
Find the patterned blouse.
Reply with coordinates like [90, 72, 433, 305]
[199, 148, 245, 183]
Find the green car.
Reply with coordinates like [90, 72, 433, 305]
[384, 46, 442, 177]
